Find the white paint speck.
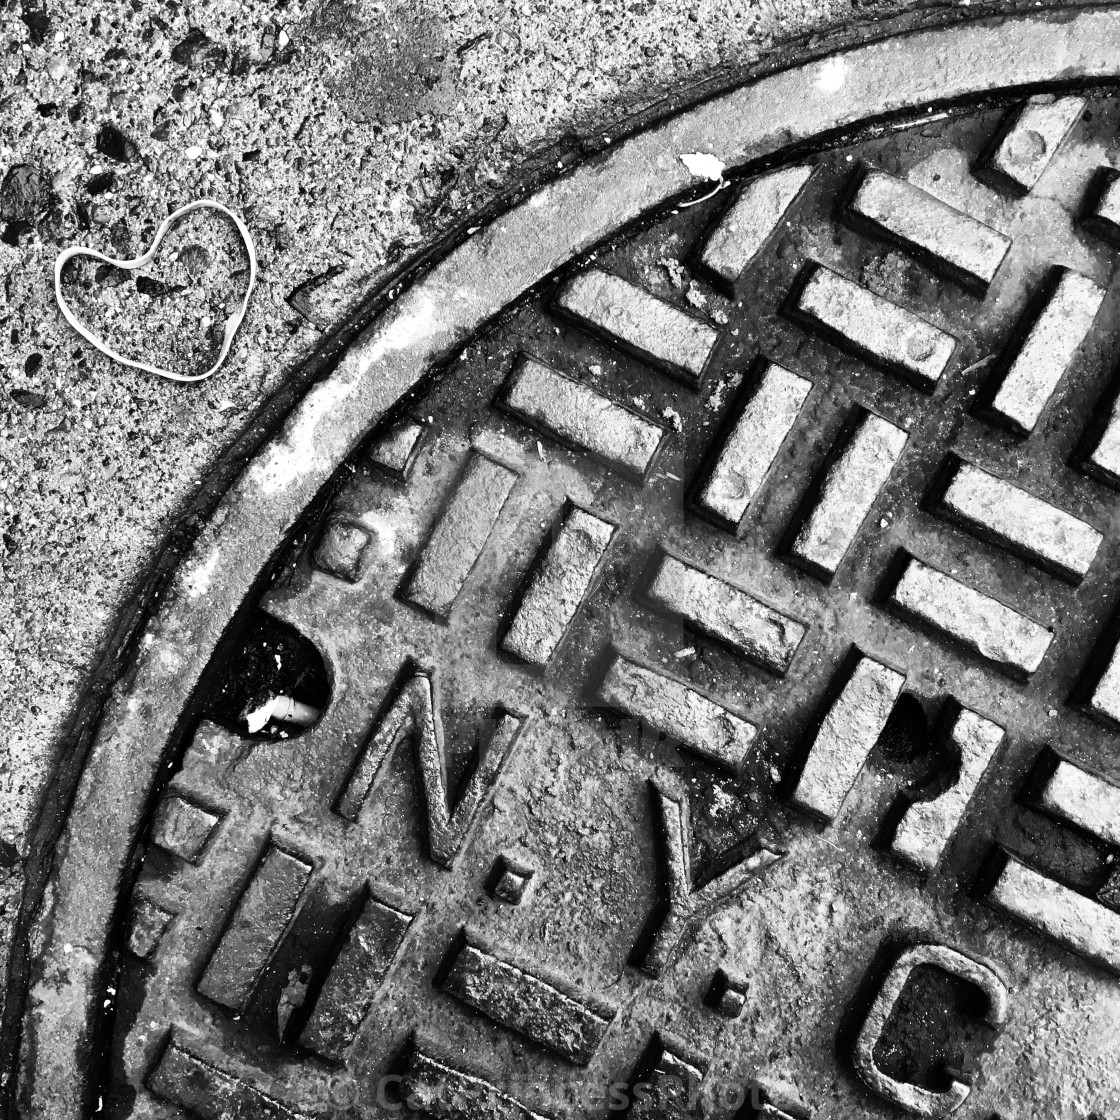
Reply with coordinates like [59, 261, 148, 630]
[362, 292, 440, 367]
[245, 698, 277, 734]
[817, 57, 848, 93]
[184, 544, 221, 599]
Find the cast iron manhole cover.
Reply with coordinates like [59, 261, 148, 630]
[15, 8, 1120, 1120]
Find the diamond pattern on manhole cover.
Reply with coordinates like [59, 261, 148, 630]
[18, 11, 1120, 1120]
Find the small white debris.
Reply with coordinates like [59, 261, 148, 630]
[817, 57, 848, 92]
[46, 55, 68, 81]
[660, 257, 688, 289]
[680, 152, 726, 182]
[674, 646, 697, 660]
[243, 694, 320, 733]
[706, 378, 731, 412]
[662, 406, 682, 431]
[184, 145, 203, 160]
[685, 285, 708, 310]
[244, 700, 275, 734]
[536, 440, 546, 463]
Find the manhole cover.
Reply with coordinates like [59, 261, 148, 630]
[15, 8, 1120, 1120]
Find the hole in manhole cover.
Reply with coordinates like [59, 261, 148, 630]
[202, 611, 332, 740]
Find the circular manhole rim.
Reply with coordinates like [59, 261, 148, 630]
[17, 6, 1120, 1116]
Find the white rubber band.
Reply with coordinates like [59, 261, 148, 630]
[54, 199, 258, 384]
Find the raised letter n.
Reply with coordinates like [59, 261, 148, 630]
[336, 666, 526, 868]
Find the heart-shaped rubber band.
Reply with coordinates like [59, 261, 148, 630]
[54, 199, 258, 384]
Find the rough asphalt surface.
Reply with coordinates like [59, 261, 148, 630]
[0, 0, 1078, 1099]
